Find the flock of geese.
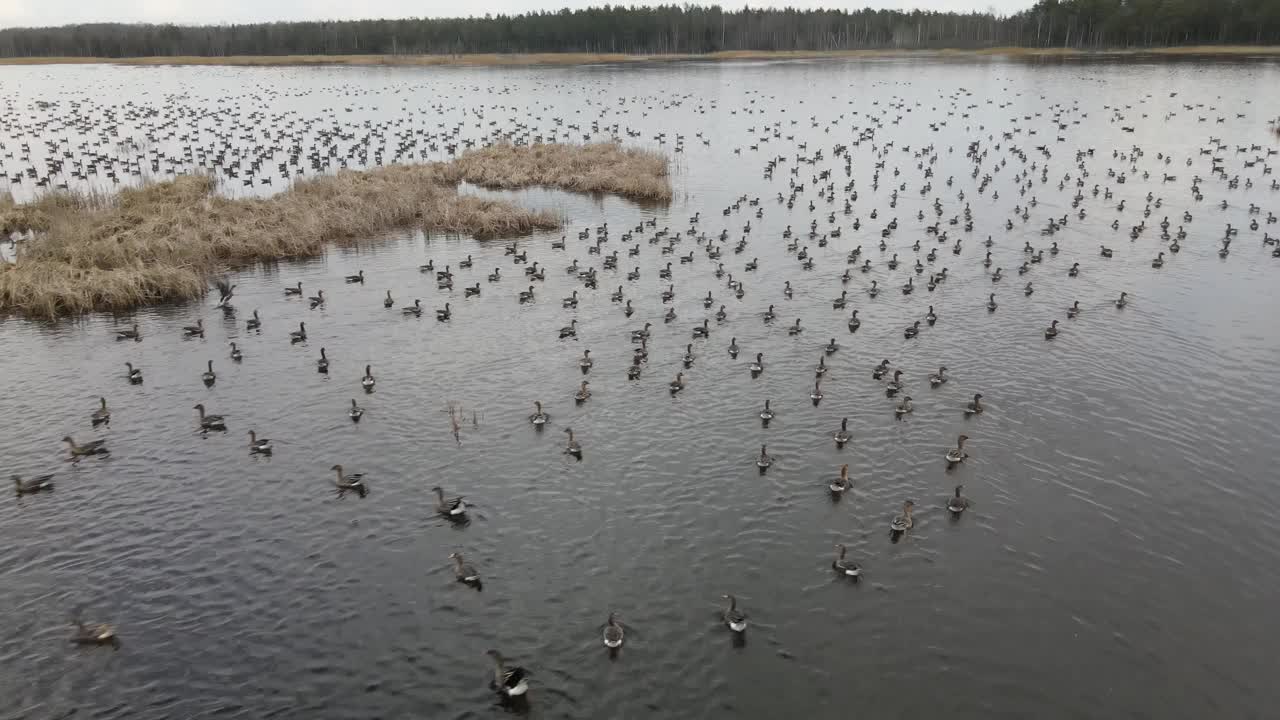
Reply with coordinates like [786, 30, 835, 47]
[5, 69, 1279, 704]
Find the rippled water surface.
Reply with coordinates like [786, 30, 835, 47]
[3, 57, 1280, 719]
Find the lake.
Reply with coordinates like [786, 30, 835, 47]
[2, 56, 1280, 719]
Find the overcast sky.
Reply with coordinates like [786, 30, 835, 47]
[1, 1, 1033, 29]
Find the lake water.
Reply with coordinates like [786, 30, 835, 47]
[3, 56, 1280, 719]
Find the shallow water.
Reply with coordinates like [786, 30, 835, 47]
[2, 57, 1280, 719]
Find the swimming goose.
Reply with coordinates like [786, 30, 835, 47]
[1067, 301, 1080, 318]
[885, 369, 904, 396]
[432, 485, 467, 517]
[465, 284, 481, 298]
[308, 289, 325, 309]
[317, 348, 330, 373]
[986, 293, 997, 312]
[1115, 292, 1128, 309]
[948, 485, 970, 514]
[991, 268, 1003, 282]
[1151, 252, 1165, 268]
[578, 350, 593, 371]
[183, 319, 205, 337]
[825, 338, 839, 354]
[904, 321, 920, 339]
[783, 280, 793, 298]
[201, 360, 217, 385]
[945, 434, 970, 464]
[692, 319, 710, 338]
[832, 291, 847, 309]
[759, 399, 774, 421]
[728, 338, 740, 358]
[664, 306, 677, 323]
[763, 305, 776, 322]
[848, 309, 861, 332]
[330, 465, 366, 493]
[1044, 320, 1060, 339]
[383, 291, 394, 308]
[721, 591, 747, 630]
[13, 474, 54, 495]
[437, 303, 452, 321]
[872, 359, 891, 380]
[284, 281, 303, 296]
[929, 366, 947, 387]
[402, 299, 423, 316]
[749, 353, 764, 374]
[788, 318, 803, 335]
[449, 552, 481, 588]
[246, 310, 262, 331]
[62, 436, 107, 458]
[669, 372, 685, 393]
[926, 306, 937, 325]
[1024, 282, 1034, 297]
[815, 355, 828, 376]
[683, 344, 696, 366]
[245, 430, 272, 454]
[832, 544, 861, 577]
[489, 268, 501, 282]
[116, 323, 141, 341]
[290, 322, 307, 343]
[890, 500, 915, 533]
[867, 280, 879, 297]
[486, 650, 529, 697]
[348, 399, 364, 422]
[810, 380, 824, 403]
[529, 401, 549, 426]
[631, 322, 652, 341]
[361, 365, 376, 391]
[91, 397, 111, 426]
[345, 270, 365, 284]
[559, 319, 578, 339]
[71, 618, 119, 647]
[716, 304, 728, 321]
[756, 444, 773, 469]
[965, 393, 984, 415]
[229, 342, 243, 362]
[833, 418, 851, 446]
[121, 362, 143, 385]
[1100, 245, 1113, 258]
[193, 404, 226, 431]
[564, 428, 583, 458]
[575, 381, 591, 403]
[563, 290, 579, 307]
[518, 286, 535, 303]
[603, 612, 625, 649]
[895, 395, 914, 418]
[830, 464, 851, 494]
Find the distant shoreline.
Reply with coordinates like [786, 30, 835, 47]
[2, 46, 1279, 67]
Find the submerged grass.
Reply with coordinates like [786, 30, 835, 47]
[0, 143, 669, 318]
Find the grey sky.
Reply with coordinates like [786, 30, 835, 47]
[1, 1, 1034, 29]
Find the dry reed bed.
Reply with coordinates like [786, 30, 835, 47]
[0, 143, 669, 318]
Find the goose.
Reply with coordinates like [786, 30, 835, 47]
[829, 464, 851, 494]
[243, 429, 273, 454]
[832, 291, 847, 309]
[945, 434, 970, 464]
[1152, 252, 1165, 268]
[715, 305, 728, 322]
[721, 594, 748, 632]
[229, 342, 243, 362]
[627, 357, 643, 380]
[246, 310, 262, 331]
[361, 365, 376, 391]
[759, 399, 775, 421]
[465, 284, 481, 298]
[692, 319, 710, 338]
[284, 281, 303, 296]
[308, 289, 325, 309]
[402, 299, 423, 316]
[575, 381, 591, 403]
[728, 338, 739, 358]
[489, 268, 501, 282]
[193, 404, 226, 431]
[1068, 262, 1080, 277]
[890, 500, 916, 533]
[683, 344, 696, 366]
[664, 307, 677, 323]
[810, 380, 824, 402]
[1100, 245, 1113, 258]
[289, 322, 307, 343]
[563, 290, 579, 307]
[986, 293, 998, 312]
[788, 318, 804, 335]
[459, 255, 474, 269]
[578, 350, 593, 371]
[756, 444, 773, 469]
[926, 306, 937, 325]
[449, 552, 481, 587]
[71, 618, 119, 647]
[603, 612, 625, 649]
[948, 485, 970, 514]
[432, 486, 467, 517]
[904, 321, 920, 339]
[382, 290, 395, 309]
[823, 337, 839, 354]
[885, 369, 904, 396]
[201, 360, 217, 385]
[329, 465, 366, 494]
[90, 397, 111, 426]
[832, 544, 860, 577]
[559, 319, 578, 339]
[749, 353, 764, 374]
[872, 359, 891, 380]
[183, 319, 205, 337]
[783, 281, 793, 298]
[623, 300, 634, 317]
[529, 401, 549, 426]
[895, 395, 914, 417]
[867, 280, 879, 297]
[317, 348, 330, 373]
[12, 473, 54, 495]
[115, 324, 141, 341]
[518, 286, 535, 303]
[563, 428, 583, 457]
[833, 418, 851, 446]
[1044, 319, 1059, 339]
[437, 303, 452, 321]
[991, 267, 1003, 282]
[669, 372, 686, 393]
[62, 436, 107, 458]
[1067, 300, 1081, 318]
[965, 393, 984, 415]
[983, 251, 993, 268]
[1024, 282, 1034, 297]
[848, 309, 861, 332]
[345, 270, 365, 284]
[124, 362, 143, 384]
[902, 277, 915, 295]
[631, 322, 652, 341]
[929, 366, 948, 387]
[763, 305, 777, 322]
[486, 650, 529, 697]
[1115, 292, 1128, 308]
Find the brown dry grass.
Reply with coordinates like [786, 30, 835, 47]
[2, 46, 1278, 67]
[0, 142, 669, 317]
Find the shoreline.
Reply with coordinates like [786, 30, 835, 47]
[2, 46, 1279, 68]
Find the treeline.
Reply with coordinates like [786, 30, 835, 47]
[1, 1, 1278, 59]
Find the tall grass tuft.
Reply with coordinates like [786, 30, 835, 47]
[0, 143, 669, 318]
